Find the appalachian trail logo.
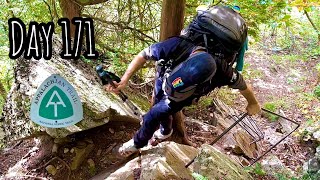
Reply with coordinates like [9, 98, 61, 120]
[30, 74, 83, 128]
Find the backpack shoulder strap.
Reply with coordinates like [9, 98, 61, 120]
[169, 36, 196, 68]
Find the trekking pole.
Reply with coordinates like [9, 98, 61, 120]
[95, 65, 143, 119]
[185, 113, 248, 168]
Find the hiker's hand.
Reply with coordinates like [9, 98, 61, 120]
[246, 103, 261, 115]
[104, 79, 127, 94]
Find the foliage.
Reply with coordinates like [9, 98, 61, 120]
[192, 172, 209, 180]
[263, 98, 290, 121]
[184, 94, 214, 114]
[314, 85, 320, 99]
[295, 90, 320, 142]
[242, 62, 264, 80]
[244, 163, 267, 176]
[301, 171, 320, 180]
[216, 87, 237, 106]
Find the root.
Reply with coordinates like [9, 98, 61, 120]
[35, 156, 71, 180]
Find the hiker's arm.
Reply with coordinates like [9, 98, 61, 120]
[239, 83, 261, 115]
[105, 54, 146, 93]
[220, 63, 261, 115]
[105, 37, 181, 93]
[121, 55, 147, 84]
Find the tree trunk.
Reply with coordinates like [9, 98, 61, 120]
[160, 0, 186, 41]
[0, 81, 6, 100]
[58, 0, 110, 36]
[158, 0, 192, 146]
[304, 9, 320, 46]
[59, 0, 81, 37]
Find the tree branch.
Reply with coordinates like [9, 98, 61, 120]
[75, 0, 109, 6]
[42, 0, 54, 22]
[304, 9, 319, 34]
[304, 9, 320, 45]
[82, 14, 156, 43]
[95, 39, 125, 54]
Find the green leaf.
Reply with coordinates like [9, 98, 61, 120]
[192, 172, 209, 180]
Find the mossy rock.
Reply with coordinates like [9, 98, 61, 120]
[193, 144, 253, 180]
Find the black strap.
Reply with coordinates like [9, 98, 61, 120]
[169, 36, 196, 68]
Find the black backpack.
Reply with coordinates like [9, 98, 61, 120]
[180, 5, 248, 64]
[159, 6, 248, 97]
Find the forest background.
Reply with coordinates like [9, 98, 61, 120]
[0, 0, 319, 179]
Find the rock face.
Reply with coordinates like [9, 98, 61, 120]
[102, 142, 253, 180]
[106, 142, 197, 180]
[0, 36, 141, 144]
[193, 144, 253, 180]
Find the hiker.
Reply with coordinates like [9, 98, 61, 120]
[105, 6, 261, 156]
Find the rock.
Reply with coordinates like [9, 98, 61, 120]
[46, 165, 57, 176]
[52, 143, 58, 154]
[313, 130, 320, 140]
[307, 158, 320, 173]
[261, 156, 294, 176]
[315, 146, 320, 160]
[222, 135, 237, 151]
[84, 138, 94, 144]
[106, 142, 198, 180]
[64, 148, 69, 153]
[76, 141, 87, 149]
[87, 158, 95, 167]
[278, 110, 294, 134]
[232, 145, 244, 155]
[193, 144, 253, 180]
[239, 157, 250, 166]
[261, 156, 284, 173]
[71, 143, 94, 170]
[233, 129, 257, 159]
[0, 35, 144, 144]
[303, 161, 308, 173]
[88, 158, 96, 176]
[114, 131, 124, 139]
[54, 137, 71, 145]
[96, 149, 102, 156]
[264, 127, 285, 145]
[109, 128, 115, 134]
[229, 155, 251, 167]
[56, 165, 63, 170]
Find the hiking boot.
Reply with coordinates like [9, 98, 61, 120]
[149, 129, 173, 146]
[118, 139, 139, 157]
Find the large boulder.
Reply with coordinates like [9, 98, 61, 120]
[106, 142, 197, 180]
[102, 142, 253, 180]
[193, 144, 253, 180]
[0, 36, 142, 145]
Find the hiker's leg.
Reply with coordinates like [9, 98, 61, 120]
[158, 96, 196, 136]
[159, 115, 173, 135]
[133, 98, 171, 148]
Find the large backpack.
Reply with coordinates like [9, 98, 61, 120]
[160, 6, 248, 98]
[180, 5, 248, 64]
